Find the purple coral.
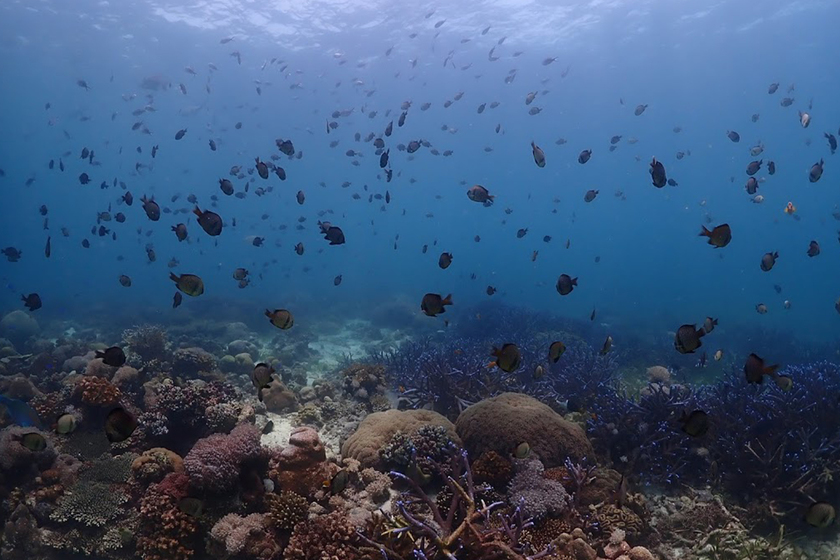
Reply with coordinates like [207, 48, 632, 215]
[184, 423, 263, 493]
[506, 458, 572, 519]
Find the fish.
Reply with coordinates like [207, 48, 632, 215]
[584, 189, 598, 202]
[0, 394, 43, 428]
[119, 275, 132, 287]
[714, 350, 723, 361]
[265, 309, 294, 329]
[768, 82, 779, 94]
[726, 130, 740, 143]
[219, 179, 234, 195]
[826, 133, 838, 155]
[599, 335, 613, 355]
[556, 274, 578, 295]
[295, 243, 304, 255]
[744, 353, 778, 383]
[548, 341, 566, 363]
[296, 191, 305, 205]
[745, 177, 759, 195]
[746, 160, 762, 176]
[170, 273, 205, 296]
[699, 224, 731, 248]
[578, 149, 592, 164]
[799, 111, 811, 128]
[2, 247, 22, 262]
[420, 293, 453, 317]
[21, 293, 42, 311]
[760, 251, 778, 272]
[255, 157, 269, 179]
[809, 159, 824, 183]
[675, 324, 706, 354]
[467, 185, 494, 204]
[178, 497, 203, 518]
[516, 228, 528, 239]
[329, 469, 349, 495]
[514, 442, 530, 459]
[438, 252, 453, 269]
[172, 223, 188, 241]
[105, 407, 138, 442]
[680, 410, 709, 437]
[321, 225, 345, 245]
[251, 362, 275, 390]
[768, 161, 776, 175]
[193, 207, 223, 236]
[174, 129, 187, 140]
[807, 241, 821, 257]
[634, 104, 648, 116]
[805, 502, 835, 528]
[334, 275, 342, 286]
[173, 292, 183, 308]
[756, 303, 768, 315]
[140, 196, 160, 221]
[489, 343, 521, 373]
[775, 375, 793, 391]
[531, 141, 545, 167]
[486, 286, 496, 296]
[649, 158, 667, 188]
[95, 346, 126, 367]
[56, 413, 77, 435]
[703, 317, 718, 333]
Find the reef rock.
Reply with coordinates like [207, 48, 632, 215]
[260, 379, 298, 413]
[269, 426, 336, 498]
[0, 311, 39, 350]
[456, 392, 593, 467]
[341, 409, 461, 469]
[227, 339, 258, 357]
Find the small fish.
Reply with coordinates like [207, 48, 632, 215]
[489, 343, 521, 373]
[486, 285, 496, 296]
[680, 410, 709, 437]
[170, 273, 205, 296]
[295, 243, 304, 255]
[548, 341, 566, 363]
[583, 189, 598, 202]
[578, 149, 592, 164]
[775, 375, 793, 391]
[119, 274, 132, 287]
[420, 293, 452, 317]
[141, 195, 160, 221]
[703, 317, 718, 333]
[807, 241, 821, 257]
[21, 293, 42, 311]
[760, 251, 778, 272]
[746, 160, 762, 176]
[809, 159, 824, 183]
[714, 350, 723, 361]
[20, 432, 47, 452]
[334, 275, 342, 286]
[172, 223, 188, 241]
[174, 128, 187, 140]
[193, 207, 223, 236]
[826, 133, 838, 154]
[675, 324, 705, 354]
[726, 130, 740, 143]
[805, 502, 835, 528]
[799, 111, 811, 128]
[255, 157, 269, 179]
[172, 292, 183, 308]
[105, 407, 138, 443]
[329, 469, 349, 495]
[556, 274, 577, 295]
[251, 362, 275, 390]
[56, 413, 77, 435]
[649, 158, 667, 188]
[513, 442, 530, 459]
[699, 224, 731, 248]
[634, 104, 648, 116]
[0, 394, 43, 428]
[265, 309, 294, 329]
[744, 353, 778, 383]
[531, 141, 545, 167]
[599, 335, 613, 355]
[756, 303, 768, 314]
[95, 346, 126, 367]
[178, 497, 203, 518]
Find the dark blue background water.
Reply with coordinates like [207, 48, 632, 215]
[1, 0, 838, 351]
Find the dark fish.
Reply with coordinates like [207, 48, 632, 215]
[548, 341, 566, 363]
[746, 160, 762, 176]
[169, 273, 205, 296]
[583, 189, 598, 202]
[680, 410, 709, 437]
[20, 432, 47, 452]
[806, 502, 836, 528]
[172, 292, 183, 308]
[599, 335, 613, 355]
[703, 317, 718, 333]
[649, 158, 667, 188]
[531, 141, 545, 167]
[745, 177, 759, 195]
[699, 224, 731, 248]
[96, 346, 126, 367]
[516, 228, 528, 238]
[44, 236, 51, 258]
[209, 139, 217, 151]
[322, 225, 345, 245]
[379, 149, 389, 168]
[178, 497, 203, 518]
[438, 252, 453, 269]
[334, 275, 342, 286]
[634, 104, 647, 116]
[172, 223, 188, 241]
[578, 149, 592, 164]
[141, 195, 160, 221]
[123, 191, 134, 206]
[486, 285, 496, 296]
[119, 274, 132, 287]
[760, 251, 778, 272]
[768, 82, 779, 94]
[467, 185, 494, 204]
[174, 128, 187, 140]
[219, 178, 234, 195]
[675, 324, 705, 354]
[265, 309, 294, 329]
[420, 293, 452, 317]
[556, 274, 577, 296]
[490, 343, 521, 373]
[2, 247, 22, 262]
[21, 293, 42, 311]
[329, 469, 349, 495]
[295, 242, 304, 255]
[105, 407, 137, 442]
[193, 207, 223, 236]
[79, 172, 90, 185]
[255, 157, 269, 179]
[826, 133, 838, 155]
[807, 241, 820, 257]
[296, 191, 305, 205]
[744, 353, 779, 383]
[251, 362, 275, 390]
[726, 130, 740, 143]
[809, 159, 824, 183]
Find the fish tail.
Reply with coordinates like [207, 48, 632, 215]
[442, 294, 453, 306]
[169, 272, 179, 283]
[699, 225, 711, 237]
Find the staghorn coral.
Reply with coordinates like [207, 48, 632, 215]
[184, 423, 263, 493]
[285, 512, 360, 560]
[123, 324, 169, 361]
[266, 490, 309, 530]
[73, 375, 122, 407]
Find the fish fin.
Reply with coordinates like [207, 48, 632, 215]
[169, 272, 179, 283]
[699, 225, 711, 237]
[764, 364, 780, 376]
[442, 294, 453, 306]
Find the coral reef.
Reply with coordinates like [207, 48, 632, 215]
[123, 324, 169, 361]
[285, 512, 360, 560]
[265, 490, 309, 530]
[507, 457, 573, 519]
[131, 447, 185, 484]
[208, 513, 282, 560]
[184, 423, 263, 493]
[268, 426, 335, 498]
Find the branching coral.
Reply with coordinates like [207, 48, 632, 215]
[266, 490, 309, 531]
[285, 512, 360, 560]
[506, 458, 573, 520]
[136, 472, 199, 560]
[183, 423, 263, 493]
[209, 513, 282, 560]
[74, 375, 122, 407]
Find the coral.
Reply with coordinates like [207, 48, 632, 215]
[456, 392, 594, 468]
[209, 513, 282, 560]
[50, 479, 129, 526]
[341, 409, 461, 469]
[472, 450, 515, 488]
[123, 324, 169, 361]
[172, 346, 217, 378]
[285, 512, 360, 560]
[268, 426, 335, 498]
[205, 401, 244, 433]
[266, 490, 309, 530]
[261, 378, 299, 413]
[0, 310, 40, 349]
[0, 374, 42, 400]
[136, 472, 199, 560]
[507, 458, 573, 519]
[73, 375, 122, 406]
[84, 357, 116, 378]
[380, 424, 460, 479]
[360, 467, 391, 503]
[148, 379, 238, 435]
[646, 366, 670, 384]
[590, 504, 645, 542]
[294, 403, 323, 426]
[112, 365, 141, 390]
[341, 362, 386, 401]
[184, 423, 263, 493]
[132, 447, 185, 484]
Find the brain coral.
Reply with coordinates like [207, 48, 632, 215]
[455, 392, 593, 468]
[340, 409, 461, 469]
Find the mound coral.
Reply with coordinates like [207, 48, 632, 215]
[209, 513, 282, 560]
[0, 426, 57, 479]
[456, 392, 593, 467]
[268, 426, 335, 498]
[172, 346, 217, 378]
[132, 447, 185, 484]
[183, 423, 263, 493]
[341, 409, 460, 469]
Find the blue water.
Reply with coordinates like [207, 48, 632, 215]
[1, 0, 839, 353]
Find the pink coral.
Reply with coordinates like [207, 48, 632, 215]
[184, 423, 263, 493]
[268, 427, 336, 499]
[209, 513, 282, 560]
